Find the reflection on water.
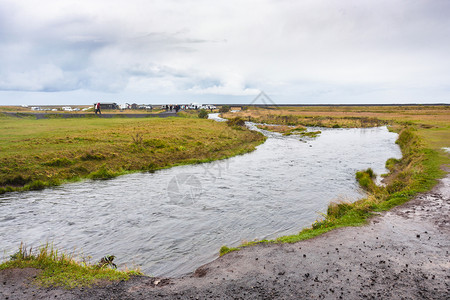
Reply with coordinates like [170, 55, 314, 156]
[0, 123, 401, 277]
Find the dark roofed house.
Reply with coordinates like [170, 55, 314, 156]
[95, 103, 119, 110]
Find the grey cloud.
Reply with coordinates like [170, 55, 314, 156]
[0, 0, 449, 103]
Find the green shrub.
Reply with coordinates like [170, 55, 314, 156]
[25, 180, 46, 191]
[226, 117, 246, 127]
[198, 109, 208, 119]
[219, 105, 230, 113]
[327, 201, 353, 218]
[366, 168, 375, 178]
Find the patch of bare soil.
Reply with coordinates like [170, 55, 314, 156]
[2, 174, 449, 299]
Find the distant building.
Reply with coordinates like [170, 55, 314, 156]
[96, 103, 119, 110]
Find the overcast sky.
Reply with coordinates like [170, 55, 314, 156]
[1, 0, 449, 105]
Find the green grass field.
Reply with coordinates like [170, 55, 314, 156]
[0, 114, 265, 193]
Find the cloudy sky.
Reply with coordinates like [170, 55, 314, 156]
[1, 0, 449, 105]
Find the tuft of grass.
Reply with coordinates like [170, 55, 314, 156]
[0, 243, 141, 289]
[256, 124, 303, 134]
[24, 180, 48, 191]
[355, 168, 376, 191]
[385, 158, 400, 171]
[298, 130, 321, 138]
[131, 133, 143, 145]
[80, 152, 106, 161]
[219, 246, 240, 256]
[88, 165, 119, 180]
[226, 117, 246, 128]
[143, 138, 167, 149]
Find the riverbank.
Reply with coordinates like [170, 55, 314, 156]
[1, 171, 448, 299]
[0, 114, 265, 194]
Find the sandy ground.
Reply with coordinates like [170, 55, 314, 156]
[1, 174, 449, 300]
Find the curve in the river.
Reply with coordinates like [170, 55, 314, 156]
[0, 116, 401, 277]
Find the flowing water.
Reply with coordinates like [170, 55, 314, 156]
[0, 116, 401, 277]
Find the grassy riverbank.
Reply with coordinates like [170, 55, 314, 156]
[0, 243, 140, 288]
[0, 113, 265, 194]
[220, 106, 450, 255]
[222, 105, 449, 127]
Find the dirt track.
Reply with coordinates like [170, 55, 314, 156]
[1, 174, 449, 299]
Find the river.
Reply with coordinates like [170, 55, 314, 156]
[0, 116, 401, 277]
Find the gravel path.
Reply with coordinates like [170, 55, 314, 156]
[2, 173, 449, 300]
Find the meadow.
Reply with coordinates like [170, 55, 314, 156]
[0, 113, 265, 194]
[223, 105, 449, 147]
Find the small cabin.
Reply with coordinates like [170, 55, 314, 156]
[95, 103, 119, 110]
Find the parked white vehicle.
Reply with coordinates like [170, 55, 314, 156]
[188, 103, 201, 109]
[201, 104, 216, 110]
[62, 107, 73, 111]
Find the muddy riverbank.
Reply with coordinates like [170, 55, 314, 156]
[2, 172, 448, 299]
